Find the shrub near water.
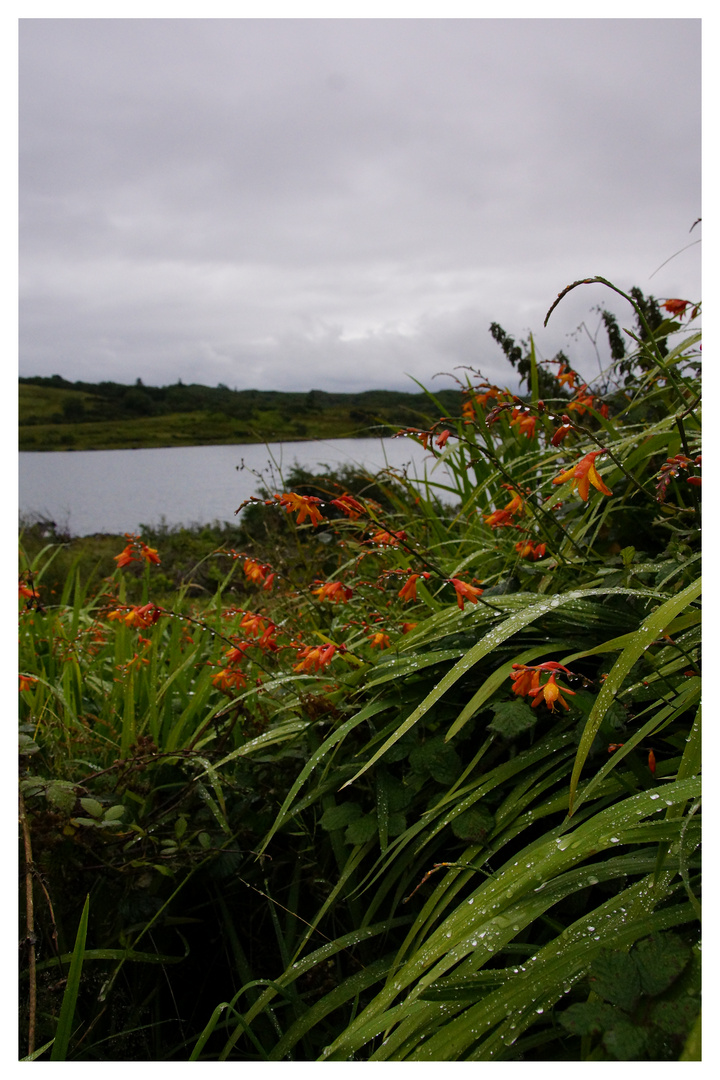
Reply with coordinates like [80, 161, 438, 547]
[19, 278, 700, 1061]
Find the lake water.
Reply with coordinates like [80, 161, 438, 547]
[18, 438, 447, 536]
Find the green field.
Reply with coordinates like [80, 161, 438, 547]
[19, 379, 462, 451]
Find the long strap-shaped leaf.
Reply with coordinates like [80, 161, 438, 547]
[50, 894, 89, 1061]
[568, 576, 701, 814]
[341, 586, 665, 789]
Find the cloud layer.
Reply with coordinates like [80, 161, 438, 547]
[20, 18, 701, 393]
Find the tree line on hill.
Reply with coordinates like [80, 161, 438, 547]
[19, 375, 465, 426]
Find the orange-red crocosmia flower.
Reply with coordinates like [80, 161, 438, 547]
[276, 492, 325, 526]
[330, 494, 365, 519]
[556, 364, 578, 389]
[398, 574, 422, 602]
[551, 417, 574, 446]
[369, 529, 407, 547]
[19, 582, 36, 599]
[510, 409, 537, 439]
[139, 543, 161, 565]
[293, 643, 337, 673]
[663, 299, 689, 317]
[435, 429, 451, 449]
[484, 484, 526, 529]
[239, 612, 267, 638]
[483, 508, 515, 529]
[368, 632, 391, 650]
[114, 545, 136, 568]
[607, 743, 625, 753]
[648, 749, 656, 775]
[515, 539, 546, 561]
[510, 665, 541, 697]
[124, 603, 162, 630]
[312, 581, 353, 604]
[530, 672, 576, 712]
[212, 667, 248, 693]
[224, 642, 252, 664]
[243, 558, 270, 584]
[553, 450, 612, 501]
[449, 578, 484, 611]
[19, 674, 38, 692]
[401, 622, 418, 634]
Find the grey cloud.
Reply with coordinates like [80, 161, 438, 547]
[20, 19, 701, 393]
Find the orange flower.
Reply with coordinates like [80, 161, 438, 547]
[19, 674, 38, 692]
[239, 612, 268, 638]
[515, 539, 546, 561]
[368, 529, 407, 547]
[293, 643, 337, 673]
[401, 622, 418, 634]
[330, 494, 365, 519]
[556, 364, 578, 389]
[530, 672, 575, 712]
[483, 508, 515, 529]
[566, 385, 597, 417]
[312, 581, 353, 604]
[19, 581, 37, 600]
[449, 578, 484, 610]
[648, 749, 656, 775]
[244, 558, 270, 584]
[435, 429, 450, 449]
[551, 416, 574, 446]
[510, 409, 537, 439]
[663, 299, 689, 317]
[224, 642, 252, 664]
[484, 484, 526, 529]
[212, 667, 248, 693]
[114, 544, 136, 568]
[511, 661, 574, 702]
[398, 574, 421, 602]
[510, 665, 541, 697]
[368, 632, 391, 649]
[124, 603, 162, 629]
[114, 535, 160, 566]
[553, 450, 612, 501]
[275, 492, 325, 526]
[139, 542, 161, 565]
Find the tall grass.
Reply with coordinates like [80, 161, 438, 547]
[19, 278, 700, 1060]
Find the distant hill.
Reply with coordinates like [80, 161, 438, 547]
[19, 375, 463, 451]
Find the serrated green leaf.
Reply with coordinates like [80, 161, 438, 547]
[602, 1017, 648, 1060]
[345, 813, 378, 845]
[632, 932, 691, 997]
[558, 1001, 619, 1036]
[450, 805, 495, 843]
[487, 698, 537, 739]
[588, 950, 641, 1011]
[45, 781, 76, 814]
[649, 995, 700, 1039]
[409, 738, 462, 785]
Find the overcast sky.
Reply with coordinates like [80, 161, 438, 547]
[19, 17, 701, 394]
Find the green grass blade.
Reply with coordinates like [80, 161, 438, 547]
[50, 894, 90, 1061]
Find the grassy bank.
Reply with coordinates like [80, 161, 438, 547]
[19, 382, 463, 451]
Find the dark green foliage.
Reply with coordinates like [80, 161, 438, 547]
[558, 933, 699, 1061]
[487, 698, 538, 739]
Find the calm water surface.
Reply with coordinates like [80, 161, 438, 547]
[19, 439, 445, 536]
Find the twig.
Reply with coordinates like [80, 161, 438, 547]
[19, 787, 37, 1057]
